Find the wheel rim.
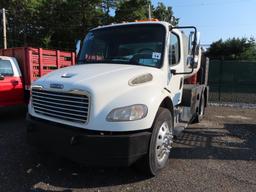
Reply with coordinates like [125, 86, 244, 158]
[155, 121, 173, 166]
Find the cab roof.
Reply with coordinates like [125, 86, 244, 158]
[91, 20, 172, 32]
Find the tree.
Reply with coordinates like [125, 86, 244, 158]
[206, 37, 256, 60]
[0, 0, 108, 50]
[115, 0, 150, 22]
[153, 2, 179, 25]
[114, 0, 178, 25]
[0, 0, 43, 47]
[101, 0, 117, 24]
[0, 0, 178, 51]
[38, 0, 106, 49]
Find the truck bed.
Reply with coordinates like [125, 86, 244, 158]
[0, 47, 76, 89]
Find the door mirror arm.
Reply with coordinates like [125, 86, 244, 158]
[170, 69, 176, 75]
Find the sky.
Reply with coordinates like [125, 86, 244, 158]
[152, 0, 256, 45]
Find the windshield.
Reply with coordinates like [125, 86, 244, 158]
[78, 24, 166, 68]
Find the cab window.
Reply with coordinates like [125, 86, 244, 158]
[169, 33, 180, 66]
[0, 60, 14, 76]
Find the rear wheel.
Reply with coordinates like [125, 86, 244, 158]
[138, 108, 174, 176]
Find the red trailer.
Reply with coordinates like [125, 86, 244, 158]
[0, 47, 75, 107]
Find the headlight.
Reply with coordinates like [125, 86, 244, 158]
[106, 104, 148, 122]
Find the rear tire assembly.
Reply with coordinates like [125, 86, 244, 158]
[136, 107, 174, 176]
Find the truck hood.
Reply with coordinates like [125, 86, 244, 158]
[35, 63, 163, 91]
[31, 63, 168, 132]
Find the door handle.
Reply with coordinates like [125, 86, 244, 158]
[11, 80, 19, 86]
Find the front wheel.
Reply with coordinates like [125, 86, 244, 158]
[139, 107, 174, 176]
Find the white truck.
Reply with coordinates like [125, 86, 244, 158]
[27, 20, 209, 176]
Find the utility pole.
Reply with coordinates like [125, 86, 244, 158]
[148, 4, 152, 20]
[2, 8, 7, 49]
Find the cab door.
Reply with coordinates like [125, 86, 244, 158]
[167, 31, 184, 106]
[0, 58, 24, 107]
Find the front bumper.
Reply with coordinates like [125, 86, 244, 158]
[26, 115, 151, 166]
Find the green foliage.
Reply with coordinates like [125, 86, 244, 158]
[152, 2, 179, 25]
[0, 0, 178, 51]
[115, 1, 179, 25]
[0, 0, 43, 46]
[115, 0, 150, 22]
[206, 37, 256, 60]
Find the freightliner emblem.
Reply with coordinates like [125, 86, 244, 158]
[50, 83, 64, 89]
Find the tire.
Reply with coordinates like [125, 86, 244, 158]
[137, 107, 174, 176]
[194, 93, 205, 123]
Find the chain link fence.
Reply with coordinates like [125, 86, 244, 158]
[208, 60, 256, 104]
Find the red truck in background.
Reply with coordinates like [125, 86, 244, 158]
[0, 47, 76, 107]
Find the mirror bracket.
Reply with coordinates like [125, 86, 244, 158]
[170, 69, 176, 75]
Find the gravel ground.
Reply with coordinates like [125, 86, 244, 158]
[0, 105, 256, 192]
[209, 92, 256, 104]
[209, 102, 256, 109]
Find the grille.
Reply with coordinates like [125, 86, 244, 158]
[32, 89, 89, 124]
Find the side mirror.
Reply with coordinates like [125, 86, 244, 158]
[75, 40, 81, 55]
[170, 25, 199, 75]
[187, 55, 193, 68]
[188, 31, 200, 68]
[0, 74, 4, 80]
[187, 55, 199, 68]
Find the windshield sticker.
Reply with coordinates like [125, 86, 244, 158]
[152, 52, 161, 60]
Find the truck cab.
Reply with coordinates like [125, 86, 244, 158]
[0, 56, 24, 107]
[27, 21, 209, 176]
